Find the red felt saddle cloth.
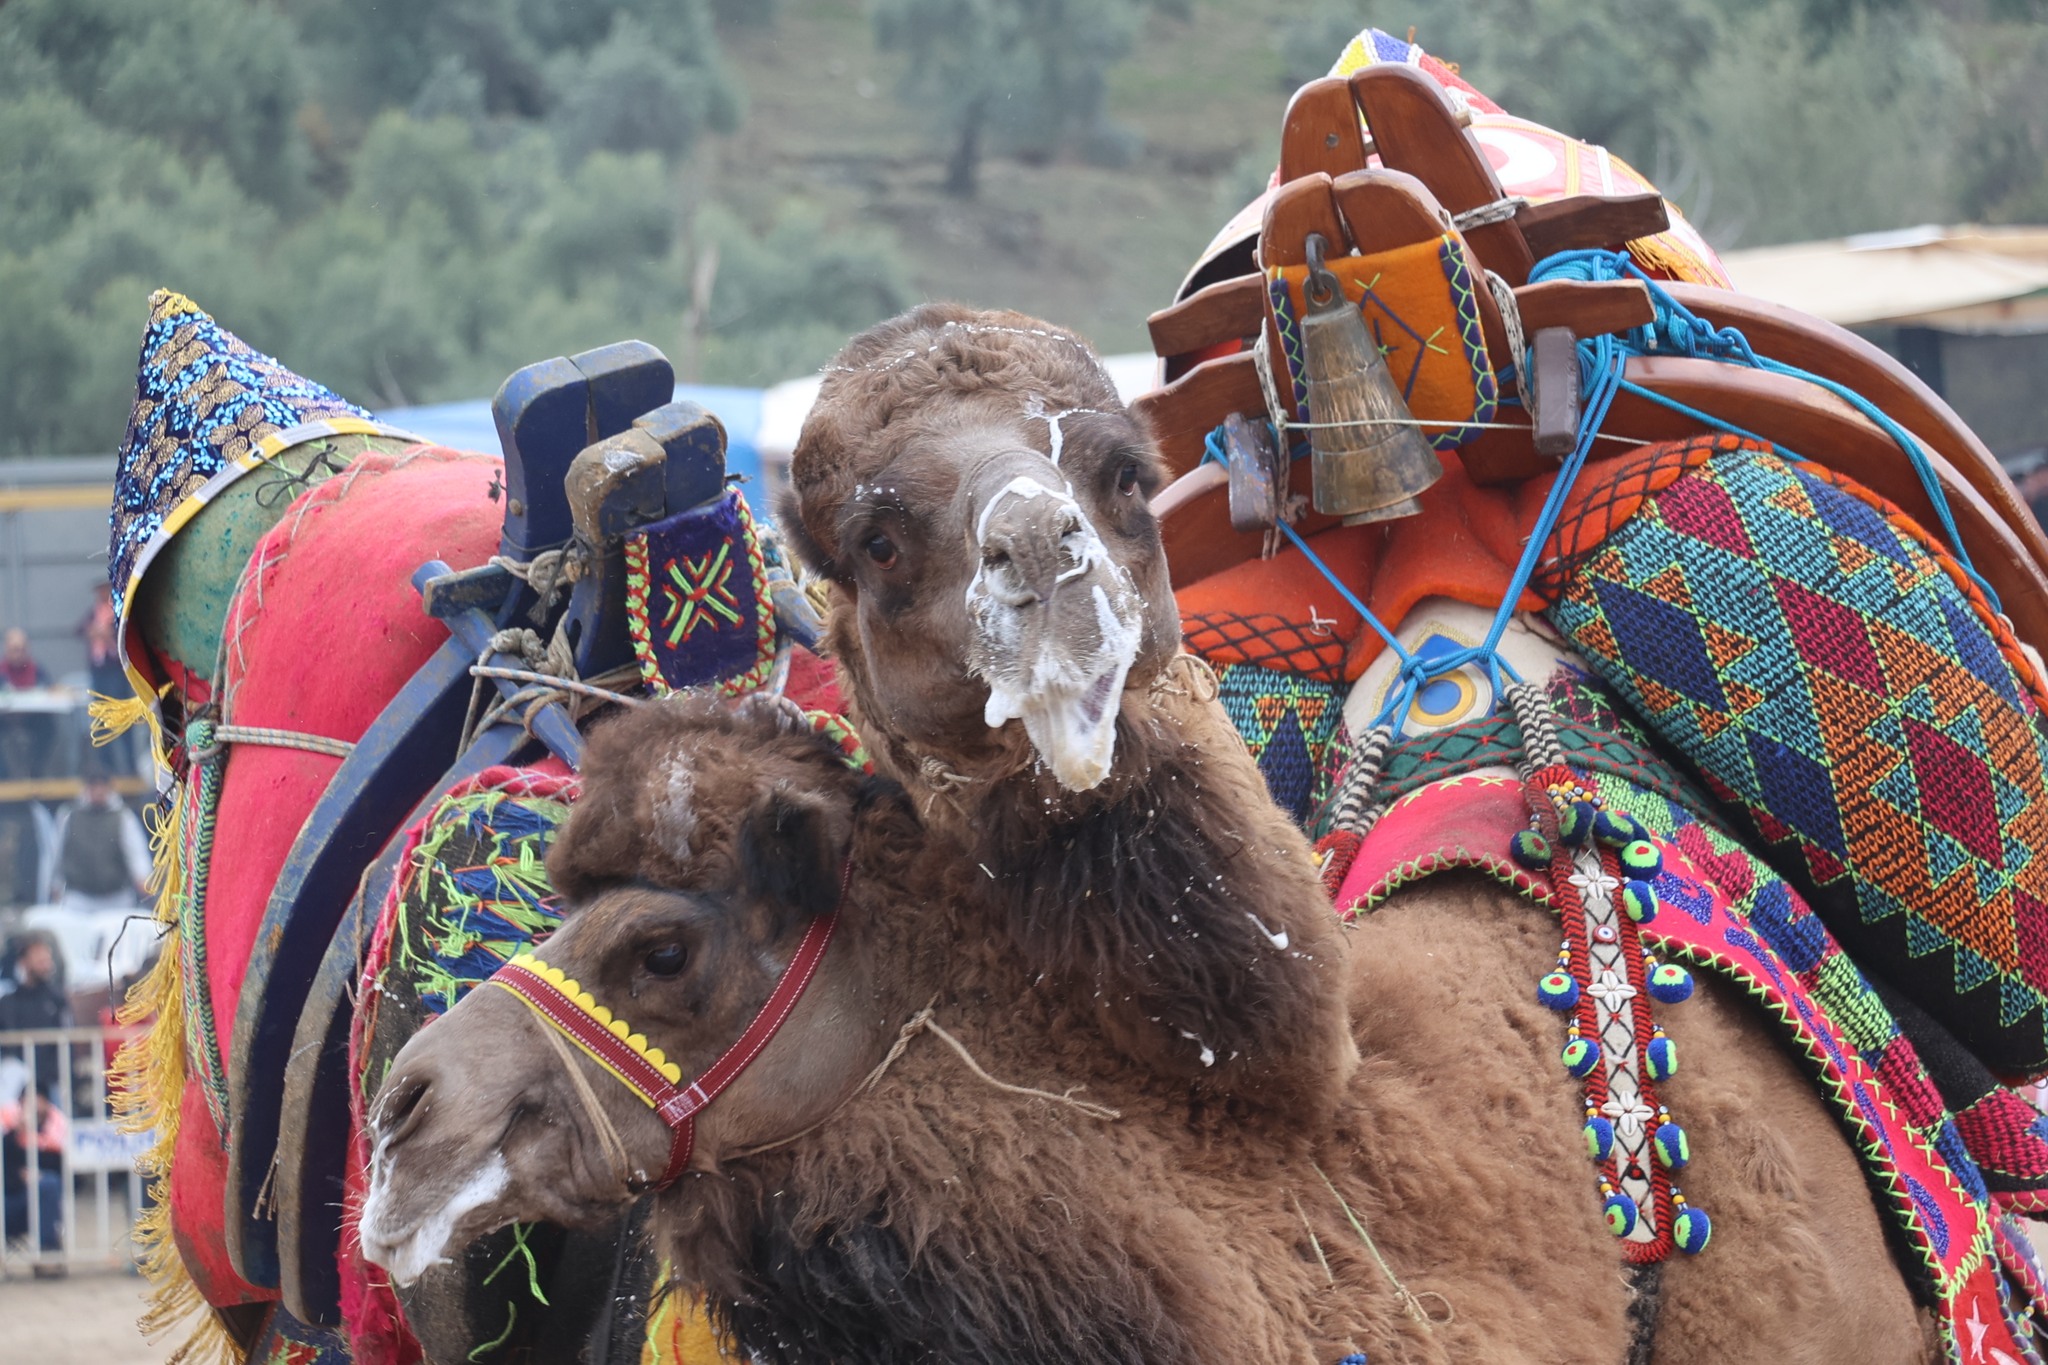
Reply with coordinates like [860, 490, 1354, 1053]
[169, 447, 502, 1306]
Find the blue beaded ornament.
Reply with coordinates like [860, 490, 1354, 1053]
[1602, 1189, 1639, 1238]
[1538, 971, 1580, 1010]
[1645, 1031, 1677, 1081]
[1617, 839, 1662, 877]
[1562, 1034, 1601, 1078]
[1620, 880, 1659, 924]
[1584, 1115, 1615, 1161]
[1653, 1121, 1691, 1169]
[1647, 962, 1695, 1003]
[1672, 1202, 1712, 1254]
[1557, 800, 1598, 846]
[1594, 809, 1645, 847]
[1510, 828, 1553, 870]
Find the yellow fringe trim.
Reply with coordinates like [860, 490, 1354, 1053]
[88, 690, 153, 749]
[112, 785, 238, 1364]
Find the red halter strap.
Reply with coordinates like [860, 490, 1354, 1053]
[488, 876, 844, 1190]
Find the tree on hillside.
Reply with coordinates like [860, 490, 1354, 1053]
[0, 0, 914, 455]
[871, 0, 1157, 196]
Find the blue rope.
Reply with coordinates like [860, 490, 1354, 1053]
[1527, 249, 1998, 612]
[1198, 245, 2002, 737]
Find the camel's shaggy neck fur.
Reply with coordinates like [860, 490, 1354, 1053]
[660, 750, 1417, 1365]
[920, 677, 1358, 1115]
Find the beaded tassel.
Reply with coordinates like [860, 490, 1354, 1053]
[1508, 685, 1708, 1259]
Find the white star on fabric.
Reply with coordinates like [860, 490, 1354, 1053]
[1588, 970, 1639, 1012]
[1568, 865, 1620, 904]
[1964, 1299, 1989, 1360]
[1602, 1097, 1656, 1137]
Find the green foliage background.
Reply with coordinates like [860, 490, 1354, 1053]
[0, 0, 2041, 457]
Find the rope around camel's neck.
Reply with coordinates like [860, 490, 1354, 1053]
[728, 997, 1120, 1161]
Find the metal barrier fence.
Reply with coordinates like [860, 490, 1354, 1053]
[1, 1023, 148, 1277]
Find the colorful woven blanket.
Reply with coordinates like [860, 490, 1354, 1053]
[1316, 671, 2048, 1361]
[1542, 438, 2048, 1078]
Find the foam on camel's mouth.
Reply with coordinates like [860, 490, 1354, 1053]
[358, 1150, 509, 1286]
[1013, 661, 1129, 792]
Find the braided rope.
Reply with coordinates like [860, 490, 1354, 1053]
[180, 718, 231, 1133]
[1503, 681, 1566, 770]
[189, 724, 356, 761]
[1327, 723, 1394, 837]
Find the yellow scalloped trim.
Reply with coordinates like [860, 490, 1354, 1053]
[507, 953, 687, 1085]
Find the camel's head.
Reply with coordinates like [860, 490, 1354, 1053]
[785, 304, 1181, 794]
[358, 699, 891, 1286]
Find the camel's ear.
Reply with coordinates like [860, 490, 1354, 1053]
[738, 782, 848, 932]
[775, 483, 847, 584]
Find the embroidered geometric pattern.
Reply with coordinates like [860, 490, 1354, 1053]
[112, 290, 369, 616]
[1215, 663, 1345, 825]
[1526, 767, 1689, 1262]
[625, 488, 776, 697]
[1544, 444, 2048, 1076]
[1435, 235, 1500, 450]
[1311, 697, 1701, 839]
[1330, 738, 2039, 1358]
[388, 778, 575, 1021]
[1265, 233, 1497, 452]
[1183, 610, 1349, 683]
[1586, 771, 2037, 1358]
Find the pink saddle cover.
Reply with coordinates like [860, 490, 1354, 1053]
[169, 447, 503, 1305]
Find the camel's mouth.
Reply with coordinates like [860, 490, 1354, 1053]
[976, 575, 1141, 791]
[964, 463, 1147, 791]
[358, 1148, 510, 1286]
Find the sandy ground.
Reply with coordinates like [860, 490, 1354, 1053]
[1, 1269, 175, 1365]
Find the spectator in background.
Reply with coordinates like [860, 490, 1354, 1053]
[0, 627, 55, 779]
[0, 930, 71, 1066]
[52, 758, 149, 911]
[0, 928, 70, 1268]
[1, 1077, 66, 1271]
[80, 583, 136, 774]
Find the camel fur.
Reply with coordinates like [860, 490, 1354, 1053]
[361, 699, 1934, 1365]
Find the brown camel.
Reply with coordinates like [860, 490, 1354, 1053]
[357, 698, 1927, 1364]
[358, 700, 1439, 1363]
[361, 308, 1935, 1362]
[775, 303, 1936, 1362]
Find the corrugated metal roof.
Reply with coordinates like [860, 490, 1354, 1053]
[1719, 225, 2048, 331]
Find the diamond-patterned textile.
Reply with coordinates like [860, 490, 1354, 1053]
[1325, 701, 2043, 1358]
[1184, 611, 1350, 683]
[1215, 663, 1345, 824]
[1544, 443, 2048, 1076]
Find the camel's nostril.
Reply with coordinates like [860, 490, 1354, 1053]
[375, 1072, 432, 1149]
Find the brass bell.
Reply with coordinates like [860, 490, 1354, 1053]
[1298, 233, 1443, 524]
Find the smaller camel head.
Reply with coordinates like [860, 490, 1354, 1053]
[358, 699, 889, 1285]
[784, 304, 1181, 793]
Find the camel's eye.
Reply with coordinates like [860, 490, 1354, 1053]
[863, 532, 899, 570]
[1115, 459, 1142, 495]
[643, 943, 688, 978]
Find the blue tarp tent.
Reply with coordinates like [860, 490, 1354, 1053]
[379, 383, 766, 503]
